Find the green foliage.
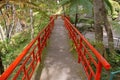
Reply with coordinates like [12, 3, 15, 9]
[112, 21, 120, 33]
[69, 0, 78, 14]
[0, 31, 31, 68]
[69, 40, 78, 59]
[78, 18, 94, 23]
[109, 0, 120, 18]
[109, 55, 120, 70]
[60, 0, 70, 6]
[60, 0, 93, 14]
[69, 16, 75, 23]
[89, 40, 120, 80]
[34, 11, 49, 36]
[104, 0, 113, 14]
[78, 0, 93, 14]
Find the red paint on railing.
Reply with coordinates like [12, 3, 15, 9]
[63, 16, 111, 80]
[0, 16, 55, 80]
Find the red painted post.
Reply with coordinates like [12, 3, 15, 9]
[78, 38, 83, 63]
[50, 16, 53, 21]
[63, 16, 111, 80]
[37, 36, 41, 62]
[95, 62, 102, 80]
[89, 72, 92, 80]
[65, 15, 70, 21]
[32, 51, 35, 70]
[44, 28, 48, 47]
[23, 66, 30, 80]
[0, 15, 55, 80]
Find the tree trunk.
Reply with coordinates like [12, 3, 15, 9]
[0, 9, 10, 39]
[0, 10, 7, 38]
[62, 5, 65, 15]
[15, 19, 23, 32]
[75, 13, 78, 27]
[9, 4, 15, 39]
[0, 56, 4, 74]
[75, 0, 78, 27]
[0, 25, 5, 41]
[93, 0, 104, 54]
[117, 13, 120, 20]
[5, 2, 11, 39]
[101, 0, 114, 53]
[30, 9, 34, 39]
[29, 0, 34, 39]
[93, 0, 112, 79]
[104, 17, 114, 50]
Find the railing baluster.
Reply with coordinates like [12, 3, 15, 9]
[64, 16, 111, 80]
[0, 15, 55, 80]
[78, 38, 83, 63]
[37, 36, 41, 62]
[23, 66, 30, 80]
[32, 50, 35, 68]
[95, 62, 102, 80]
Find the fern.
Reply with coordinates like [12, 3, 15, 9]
[60, 0, 93, 15]
[60, 0, 70, 6]
[104, 0, 113, 14]
[78, 0, 93, 14]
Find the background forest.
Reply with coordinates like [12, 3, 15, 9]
[0, 0, 58, 74]
[59, 0, 120, 79]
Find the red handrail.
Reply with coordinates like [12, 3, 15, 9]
[63, 16, 111, 80]
[0, 16, 55, 80]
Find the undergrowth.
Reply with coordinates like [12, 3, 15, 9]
[69, 38, 120, 80]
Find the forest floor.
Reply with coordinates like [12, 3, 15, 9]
[36, 17, 87, 80]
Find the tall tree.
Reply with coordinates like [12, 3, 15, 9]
[29, 0, 34, 39]
[74, 0, 78, 27]
[60, 0, 92, 26]
[93, 0, 114, 55]
[93, 0, 104, 53]
[9, 4, 15, 39]
[61, 0, 114, 54]
[102, 0, 114, 52]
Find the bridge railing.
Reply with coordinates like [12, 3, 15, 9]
[64, 16, 111, 80]
[0, 16, 55, 80]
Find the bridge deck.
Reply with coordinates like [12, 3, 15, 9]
[36, 17, 87, 80]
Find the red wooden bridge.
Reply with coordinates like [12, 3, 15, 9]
[0, 15, 111, 80]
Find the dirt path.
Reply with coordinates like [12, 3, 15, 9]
[40, 17, 87, 80]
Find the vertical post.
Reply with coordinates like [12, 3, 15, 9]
[53, 19, 54, 28]
[32, 51, 35, 69]
[95, 62, 102, 80]
[78, 37, 82, 63]
[66, 16, 70, 21]
[37, 36, 41, 62]
[89, 72, 92, 80]
[52, 20, 54, 30]
[23, 66, 30, 80]
[43, 27, 48, 47]
[48, 26, 50, 39]
[50, 16, 53, 21]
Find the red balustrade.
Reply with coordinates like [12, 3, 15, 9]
[64, 16, 111, 80]
[0, 15, 111, 80]
[0, 16, 55, 80]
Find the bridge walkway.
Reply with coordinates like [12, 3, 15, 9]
[39, 17, 87, 80]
